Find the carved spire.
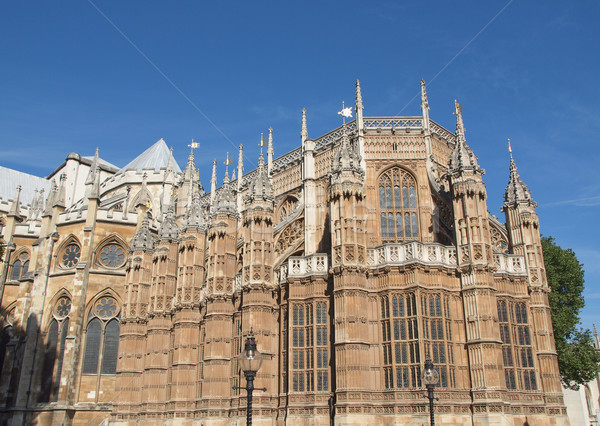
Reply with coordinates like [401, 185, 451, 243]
[301, 108, 308, 143]
[85, 147, 101, 199]
[421, 79, 430, 130]
[86, 147, 99, 185]
[246, 151, 273, 203]
[267, 127, 274, 176]
[237, 144, 244, 192]
[43, 180, 58, 216]
[131, 212, 156, 251]
[503, 139, 535, 208]
[210, 159, 217, 205]
[332, 131, 363, 176]
[8, 185, 22, 218]
[28, 189, 39, 221]
[54, 173, 67, 208]
[134, 173, 152, 210]
[449, 100, 482, 174]
[355, 79, 364, 111]
[184, 190, 207, 231]
[211, 170, 237, 217]
[166, 146, 176, 176]
[183, 143, 197, 181]
[158, 204, 179, 241]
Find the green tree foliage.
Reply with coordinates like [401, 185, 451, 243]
[542, 236, 600, 389]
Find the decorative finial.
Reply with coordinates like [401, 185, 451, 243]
[421, 79, 429, 109]
[508, 138, 513, 156]
[224, 152, 232, 167]
[355, 79, 363, 110]
[259, 132, 265, 154]
[188, 139, 200, 150]
[301, 108, 308, 142]
[338, 101, 353, 125]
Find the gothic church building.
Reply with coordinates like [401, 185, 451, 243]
[0, 81, 568, 425]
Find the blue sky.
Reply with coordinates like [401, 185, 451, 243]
[1, 1, 599, 330]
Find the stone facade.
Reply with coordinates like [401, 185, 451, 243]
[0, 81, 569, 425]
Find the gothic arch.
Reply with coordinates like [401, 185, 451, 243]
[43, 289, 73, 329]
[38, 289, 72, 403]
[81, 290, 121, 379]
[94, 233, 129, 269]
[377, 166, 420, 242]
[83, 288, 123, 321]
[8, 248, 30, 281]
[277, 195, 299, 223]
[54, 235, 82, 271]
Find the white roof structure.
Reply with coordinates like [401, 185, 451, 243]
[0, 166, 50, 206]
[119, 138, 181, 174]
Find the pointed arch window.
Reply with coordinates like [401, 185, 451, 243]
[39, 296, 71, 402]
[379, 168, 419, 242]
[82, 296, 120, 376]
[10, 251, 30, 281]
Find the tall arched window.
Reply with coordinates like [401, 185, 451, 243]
[379, 168, 419, 242]
[39, 296, 71, 402]
[82, 296, 120, 376]
[10, 251, 30, 281]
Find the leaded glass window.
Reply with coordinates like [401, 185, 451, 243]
[379, 168, 419, 242]
[290, 302, 329, 393]
[38, 296, 71, 402]
[498, 300, 537, 391]
[381, 293, 424, 390]
[82, 296, 120, 380]
[10, 252, 29, 281]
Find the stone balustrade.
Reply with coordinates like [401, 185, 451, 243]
[494, 253, 527, 275]
[285, 253, 328, 279]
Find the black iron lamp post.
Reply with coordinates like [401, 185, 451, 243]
[235, 329, 266, 426]
[422, 355, 440, 426]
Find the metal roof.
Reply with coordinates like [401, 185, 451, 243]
[119, 138, 181, 174]
[0, 166, 50, 206]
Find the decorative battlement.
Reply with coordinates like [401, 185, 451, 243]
[367, 241, 457, 269]
[364, 117, 423, 130]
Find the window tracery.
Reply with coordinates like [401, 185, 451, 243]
[379, 168, 419, 242]
[278, 197, 299, 222]
[97, 241, 126, 269]
[82, 296, 120, 376]
[39, 295, 71, 402]
[60, 243, 81, 269]
[290, 302, 329, 393]
[498, 300, 537, 391]
[10, 251, 30, 281]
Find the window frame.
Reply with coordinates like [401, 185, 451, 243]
[378, 167, 420, 242]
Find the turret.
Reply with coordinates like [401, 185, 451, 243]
[502, 140, 562, 397]
[239, 151, 278, 410]
[446, 101, 501, 393]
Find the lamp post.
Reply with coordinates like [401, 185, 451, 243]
[421, 355, 440, 426]
[234, 329, 266, 426]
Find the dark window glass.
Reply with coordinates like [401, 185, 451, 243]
[101, 319, 120, 374]
[83, 318, 102, 374]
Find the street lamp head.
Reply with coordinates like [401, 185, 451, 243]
[239, 329, 263, 374]
[422, 355, 439, 387]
